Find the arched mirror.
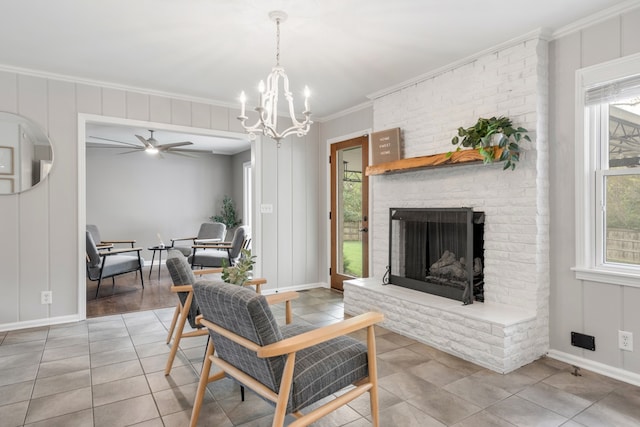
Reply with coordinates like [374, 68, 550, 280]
[0, 112, 53, 194]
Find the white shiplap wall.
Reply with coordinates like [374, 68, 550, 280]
[0, 70, 320, 330]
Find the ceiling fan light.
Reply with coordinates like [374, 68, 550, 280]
[145, 146, 159, 154]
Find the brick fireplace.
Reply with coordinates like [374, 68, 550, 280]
[343, 33, 549, 373]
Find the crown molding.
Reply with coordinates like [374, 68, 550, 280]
[367, 28, 551, 102]
[315, 100, 373, 123]
[552, 0, 640, 39]
[0, 63, 236, 110]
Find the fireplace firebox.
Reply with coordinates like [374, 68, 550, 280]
[387, 207, 484, 304]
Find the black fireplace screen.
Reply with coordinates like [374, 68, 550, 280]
[388, 208, 484, 304]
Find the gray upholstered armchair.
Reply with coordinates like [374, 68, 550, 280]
[188, 225, 248, 268]
[85, 231, 144, 298]
[86, 224, 136, 249]
[164, 249, 267, 376]
[169, 222, 227, 257]
[190, 281, 383, 427]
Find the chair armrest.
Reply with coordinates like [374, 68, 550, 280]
[194, 238, 222, 244]
[99, 247, 143, 256]
[101, 239, 136, 244]
[96, 243, 114, 250]
[170, 237, 197, 244]
[199, 317, 261, 352]
[257, 312, 384, 358]
[264, 291, 298, 305]
[192, 243, 232, 249]
[194, 268, 223, 276]
[170, 285, 193, 293]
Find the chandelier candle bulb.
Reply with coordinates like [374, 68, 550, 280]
[240, 91, 246, 117]
[304, 86, 310, 112]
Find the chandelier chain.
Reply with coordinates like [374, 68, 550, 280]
[275, 18, 280, 66]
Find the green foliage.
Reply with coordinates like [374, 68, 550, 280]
[211, 195, 241, 229]
[342, 181, 362, 223]
[606, 175, 640, 230]
[342, 241, 363, 277]
[221, 249, 256, 286]
[450, 116, 531, 170]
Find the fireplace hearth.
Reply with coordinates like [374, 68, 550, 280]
[387, 207, 484, 304]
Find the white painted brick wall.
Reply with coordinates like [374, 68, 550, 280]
[365, 35, 550, 372]
[344, 280, 541, 373]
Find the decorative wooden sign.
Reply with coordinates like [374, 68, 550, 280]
[371, 128, 401, 165]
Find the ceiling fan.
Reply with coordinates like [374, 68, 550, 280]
[88, 130, 194, 157]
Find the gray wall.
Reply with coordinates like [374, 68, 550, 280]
[86, 147, 233, 261]
[256, 126, 322, 290]
[0, 70, 321, 329]
[549, 8, 640, 374]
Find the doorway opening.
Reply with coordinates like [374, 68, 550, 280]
[80, 114, 252, 317]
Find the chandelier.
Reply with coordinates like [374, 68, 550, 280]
[238, 11, 312, 147]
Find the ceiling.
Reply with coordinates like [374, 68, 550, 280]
[0, 0, 633, 150]
[86, 123, 251, 156]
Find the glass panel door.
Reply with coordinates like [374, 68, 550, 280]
[331, 136, 369, 291]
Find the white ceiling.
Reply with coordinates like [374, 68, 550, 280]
[0, 0, 633, 148]
[86, 123, 251, 156]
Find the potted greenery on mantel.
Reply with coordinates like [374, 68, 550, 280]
[449, 116, 531, 170]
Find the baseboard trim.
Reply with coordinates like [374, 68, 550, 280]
[261, 282, 329, 295]
[0, 314, 84, 332]
[547, 349, 640, 387]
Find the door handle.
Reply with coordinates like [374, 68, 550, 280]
[360, 227, 368, 232]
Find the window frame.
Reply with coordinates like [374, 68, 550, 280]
[574, 53, 640, 287]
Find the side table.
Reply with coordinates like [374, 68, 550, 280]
[148, 245, 170, 281]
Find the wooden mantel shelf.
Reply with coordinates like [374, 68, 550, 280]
[365, 148, 503, 176]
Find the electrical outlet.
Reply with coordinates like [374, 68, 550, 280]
[40, 291, 52, 305]
[619, 330, 633, 351]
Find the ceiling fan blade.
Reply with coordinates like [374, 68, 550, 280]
[88, 136, 142, 148]
[135, 134, 153, 149]
[117, 149, 145, 155]
[157, 141, 194, 151]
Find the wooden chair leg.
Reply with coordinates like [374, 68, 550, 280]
[164, 294, 193, 375]
[166, 303, 181, 344]
[367, 325, 380, 427]
[272, 353, 296, 427]
[190, 339, 215, 427]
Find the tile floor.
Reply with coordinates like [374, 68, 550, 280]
[1, 288, 640, 426]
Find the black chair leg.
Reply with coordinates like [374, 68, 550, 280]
[241, 386, 245, 401]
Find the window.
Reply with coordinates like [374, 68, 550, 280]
[575, 54, 640, 286]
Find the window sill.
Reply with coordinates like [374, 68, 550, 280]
[572, 266, 640, 287]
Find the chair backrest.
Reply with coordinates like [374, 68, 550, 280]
[193, 281, 285, 392]
[86, 231, 101, 268]
[197, 222, 227, 242]
[229, 226, 249, 259]
[87, 224, 101, 245]
[166, 249, 200, 328]
[85, 231, 103, 280]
